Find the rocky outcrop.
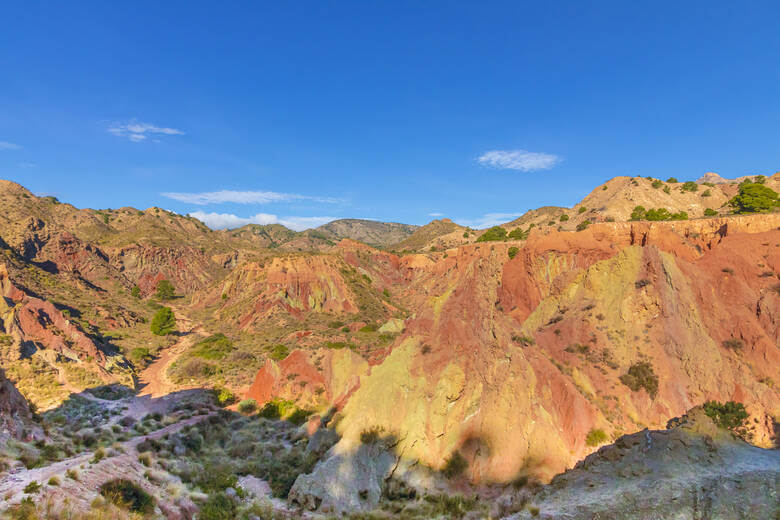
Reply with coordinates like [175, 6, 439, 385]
[505, 408, 780, 519]
[0, 369, 31, 439]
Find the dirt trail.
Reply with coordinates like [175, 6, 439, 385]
[138, 308, 207, 398]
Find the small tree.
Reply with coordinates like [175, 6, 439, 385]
[150, 307, 176, 336]
[702, 401, 748, 431]
[729, 183, 779, 214]
[155, 279, 176, 300]
[704, 208, 718, 216]
[681, 181, 698, 192]
[507, 246, 520, 259]
[476, 226, 508, 242]
[666, 177, 679, 183]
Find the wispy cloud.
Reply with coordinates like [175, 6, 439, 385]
[0, 141, 22, 150]
[161, 189, 342, 205]
[428, 212, 444, 217]
[477, 149, 561, 171]
[188, 211, 336, 231]
[454, 212, 524, 229]
[108, 120, 184, 142]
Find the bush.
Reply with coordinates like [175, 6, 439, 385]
[651, 180, 663, 189]
[442, 451, 468, 479]
[214, 387, 236, 406]
[23, 481, 41, 494]
[360, 426, 384, 444]
[286, 408, 312, 426]
[237, 399, 257, 415]
[729, 183, 779, 213]
[585, 428, 608, 446]
[663, 185, 671, 194]
[722, 337, 744, 350]
[508, 227, 529, 240]
[507, 246, 520, 259]
[701, 189, 712, 197]
[666, 177, 678, 183]
[359, 324, 377, 332]
[150, 306, 176, 336]
[620, 362, 659, 398]
[47, 476, 60, 486]
[559, 214, 569, 222]
[129, 347, 153, 364]
[578, 206, 587, 214]
[200, 492, 237, 520]
[704, 208, 718, 216]
[669, 211, 688, 220]
[99, 479, 155, 514]
[702, 401, 749, 431]
[267, 344, 289, 361]
[178, 358, 216, 378]
[130, 285, 141, 298]
[155, 279, 176, 300]
[576, 220, 591, 231]
[681, 181, 698, 192]
[192, 334, 235, 360]
[476, 226, 508, 242]
[630, 206, 646, 221]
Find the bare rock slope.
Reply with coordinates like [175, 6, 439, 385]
[507, 407, 780, 520]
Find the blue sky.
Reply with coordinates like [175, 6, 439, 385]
[2, 2, 780, 230]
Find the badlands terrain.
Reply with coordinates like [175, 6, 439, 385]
[0, 173, 778, 519]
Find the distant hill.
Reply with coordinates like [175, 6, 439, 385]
[308, 219, 417, 247]
[390, 218, 469, 251]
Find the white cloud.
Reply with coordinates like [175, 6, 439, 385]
[162, 189, 342, 205]
[454, 212, 524, 229]
[0, 141, 21, 150]
[428, 212, 444, 217]
[477, 149, 561, 171]
[108, 120, 184, 142]
[188, 211, 336, 231]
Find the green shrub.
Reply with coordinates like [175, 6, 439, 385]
[200, 492, 237, 520]
[651, 180, 663, 189]
[722, 337, 744, 350]
[620, 361, 659, 398]
[129, 347, 152, 364]
[155, 279, 176, 300]
[130, 285, 141, 298]
[508, 227, 529, 240]
[286, 408, 312, 426]
[666, 177, 678, 183]
[191, 334, 235, 360]
[645, 208, 671, 221]
[702, 401, 749, 431]
[507, 246, 520, 259]
[23, 481, 41, 494]
[729, 183, 779, 213]
[704, 208, 718, 216]
[267, 344, 289, 361]
[663, 185, 671, 194]
[47, 476, 60, 486]
[99, 479, 155, 514]
[559, 214, 569, 222]
[476, 226, 508, 242]
[701, 189, 712, 197]
[150, 306, 176, 336]
[442, 451, 468, 479]
[360, 426, 384, 444]
[576, 220, 591, 231]
[237, 399, 257, 415]
[462, 231, 469, 238]
[578, 206, 587, 214]
[669, 211, 688, 221]
[630, 206, 646, 221]
[681, 181, 698, 192]
[360, 324, 377, 333]
[214, 387, 237, 406]
[585, 428, 608, 446]
[382, 288, 391, 298]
